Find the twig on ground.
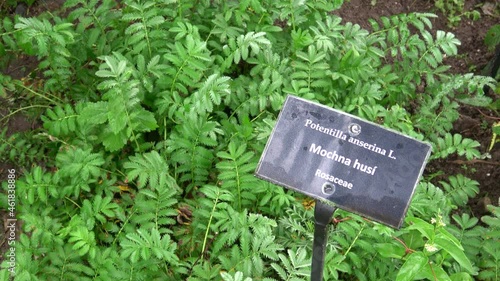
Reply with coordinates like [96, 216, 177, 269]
[449, 159, 500, 166]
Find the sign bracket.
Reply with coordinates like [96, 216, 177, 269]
[311, 200, 337, 281]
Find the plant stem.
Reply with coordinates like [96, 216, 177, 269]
[15, 80, 64, 104]
[342, 223, 365, 259]
[201, 187, 219, 257]
[0, 105, 50, 124]
[112, 207, 136, 246]
[65, 196, 81, 208]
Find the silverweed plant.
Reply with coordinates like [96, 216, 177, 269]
[0, 0, 498, 280]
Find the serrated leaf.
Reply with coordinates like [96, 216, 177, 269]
[123, 151, 176, 190]
[101, 129, 128, 152]
[130, 108, 158, 132]
[80, 101, 108, 125]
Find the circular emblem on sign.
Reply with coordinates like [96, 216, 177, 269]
[348, 123, 361, 136]
[322, 182, 336, 195]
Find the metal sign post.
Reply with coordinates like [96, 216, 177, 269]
[311, 200, 337, 281]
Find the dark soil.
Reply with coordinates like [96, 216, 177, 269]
[0, 0, 499, 256]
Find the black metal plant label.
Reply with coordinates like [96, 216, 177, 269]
[255, 95, 432, 229]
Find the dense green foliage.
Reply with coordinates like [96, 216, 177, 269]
[0, 0, 498, 280]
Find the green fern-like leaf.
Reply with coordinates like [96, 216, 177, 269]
[221, 31, 271, 72]
[478, 241, 500, 281]
[229, 76, 285, 117]
[94, 53, 159, 151]
[120, 228, 179, 264]
[80, 195, 119, 229]
[86, 247, 126, 280]
[220, 271, 253, 281]
[216, 141, 262, 211]
[191, 74, 231, 113]
[410, 182, 449, 220]
[43, 244, 94, 279]
[369, 13, 436, 54]
[219, 231, 282, 277]
[167, 110, 221, 191]
[20, 208, 63, 250]
[16, 166, 59, 205]
[100, 127, 128, 152]
[42, 104, 79, 136]
[478, 205, 500, 280]
[419, 30, 460, 70]
[248, 49, 290, 89]
[447, 213, 484, 264]
[131, 187, 177, 234]
[15, 17, 58, 56]
[440, 174, 479, 207]
[164, 34, 212, 95]
[212, 208, 277, 256]
[482, 205, 500, 235]
[210, 13, 244, 43]
[112, 258, 165, 280]
[129, 107, 158, 133]
[9, 234, 44, 278]
[134, 54, 168, 93]
[14, 17, 76, 91]
[432, 133, 481, 160]
[187, 184, 234, 258]
[309, 17, 344, 55]
[291, 45, 329, 93]
[455, 74, 497, 105]
[56, 147, 105, 196]
[416, 95, 459, 139]
[169, 21, 202, 41]
[79, 101, 110, 126]
[123, 150, 177, 190]
[189, 261, 223, 281]
[258, 183, 295, 216]
[154, 90, 186, 120]
[274, 0, 309, 30]
[68, 226, 97, 258]
[0, 17, 16, 53]
[271, 248, 310, 281]
[277, 206, 314, 249]
[122, 0, 167, 57]
[65, 0, 118, 55]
